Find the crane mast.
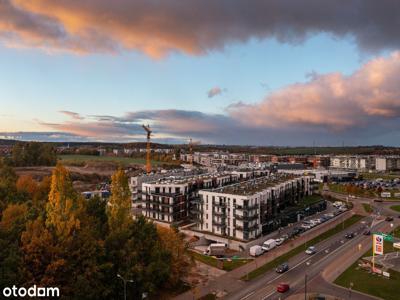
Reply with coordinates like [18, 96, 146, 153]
[142, 124, 152, 174]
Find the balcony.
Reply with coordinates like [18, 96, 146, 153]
[214, 202, 226, 208]
[214, 209, 226, 216]
[212, 219, 226, 227]
[234, 213, 259, 221]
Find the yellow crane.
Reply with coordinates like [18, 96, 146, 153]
[142, 124, 152, 174]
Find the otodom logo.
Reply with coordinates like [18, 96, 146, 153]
[2, 285, 60, 298]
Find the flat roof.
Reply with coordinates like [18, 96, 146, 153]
[207, 173, 304, 196]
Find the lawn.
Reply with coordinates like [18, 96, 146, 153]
[362, 203, 373, 213]
[242, 214, 363, 281]
[298, 194, 324, 207]
[390, 205, 400, 212]
[190, 251, 252, 271]
[335, 229, 400, 300]
[360, 172, 400, 180]
[58, 154, 178, 166]
[335, 261, 400, 300]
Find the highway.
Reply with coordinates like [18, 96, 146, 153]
[225, 215, 390, 300]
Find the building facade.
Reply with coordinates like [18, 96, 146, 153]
[195, 174, 313, 241]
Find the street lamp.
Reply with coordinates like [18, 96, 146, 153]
[305, 260, 311, 300]
[117, 274, 134, 300]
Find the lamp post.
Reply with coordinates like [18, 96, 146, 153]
[117, 274, 134, 300]
[305, 260, 311, 300]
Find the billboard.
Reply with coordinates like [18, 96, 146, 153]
[373, 234, 384, 255]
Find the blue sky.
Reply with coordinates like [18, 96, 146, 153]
[1, 0, 400, 145]
[1, 34, 360, 126]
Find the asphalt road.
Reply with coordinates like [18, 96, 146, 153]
[225, 215, 389, 300]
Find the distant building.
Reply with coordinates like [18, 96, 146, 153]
[376, 157, 400, 171]
[330, 155, 375, 171]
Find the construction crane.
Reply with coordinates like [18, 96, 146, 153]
[142, 124, 152, 174]
[188, 138, 200, 165]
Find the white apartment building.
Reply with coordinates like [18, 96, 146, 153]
[330, 156, 375, 171]
[196, 174, 312, 241]
[141, 172, 239, 223]
[376, 157, 400, 171]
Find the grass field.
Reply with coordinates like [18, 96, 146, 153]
[242, 214, 363, 280]
[362, 203, 373, 213]
[360, 172, 400, 180]
[335, 228, 400, 300]
[58, 154, 178, 166]
[190, 251, 252, 271]
[390, 205, 400, 212]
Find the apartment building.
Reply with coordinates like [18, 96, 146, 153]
[376, 157, 400, 171]
[141, 172, 239, 223]
[330, 155, 375, 171]
[195, 174, 313, 241]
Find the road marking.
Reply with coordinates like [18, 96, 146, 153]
[261, 290, 275, 300]
[240, 291, 255, 300]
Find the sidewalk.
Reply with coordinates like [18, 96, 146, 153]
[175, 211, 355, 300]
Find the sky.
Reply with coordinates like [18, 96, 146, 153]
[1, 0, 400, 146]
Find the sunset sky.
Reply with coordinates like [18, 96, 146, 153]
[1, 0, 400, 145]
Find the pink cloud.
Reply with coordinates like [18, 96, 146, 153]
[0, 1, 399, 56]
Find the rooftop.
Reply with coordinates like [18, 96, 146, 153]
[147, 172, 233, 185]
[207, 173, 305, 196]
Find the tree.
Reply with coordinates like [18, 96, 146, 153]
[107, 169, 132, 232]
[0, 203, 29, 288]
[21, 163, 108, 299]
[0, 161, 18, 211]
[157, 226, 193, 288]
[46, 163, 80, 240]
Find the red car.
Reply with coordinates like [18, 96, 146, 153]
[277, 283, 290, 293]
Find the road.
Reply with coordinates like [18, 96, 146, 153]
[225, 215, 392, 300]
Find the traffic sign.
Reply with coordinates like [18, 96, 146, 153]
[373, 234, 384, 255]
[373, 232, 393, 242]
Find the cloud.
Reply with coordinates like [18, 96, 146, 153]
[31, 52, 400, 145]
[0, 1, 399, 56]
[59, 110, 84, 120]
[207, 87, 224, 98]
[228, 52, 400, 132]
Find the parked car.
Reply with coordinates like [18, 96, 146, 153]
[281, 234, 289, 241]
[262, 239, 277, 252]
[385, 216, 394, 222]
[305, 246, 316, 255]
[276, 283, 290, 293]
[249, 245, 264, 257]
[345, 232, 354, 239]
[276, 263, 289, 273]
[275, 238, 284, 246]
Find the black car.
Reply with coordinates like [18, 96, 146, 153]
[345, 232, 354, 239]
[276, 263, 289, 273]
[385, 216, 394, 222]
[363, 230, 371, 236]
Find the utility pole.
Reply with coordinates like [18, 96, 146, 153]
[117, 274, 134, 300]
[304, 273, 308, 300]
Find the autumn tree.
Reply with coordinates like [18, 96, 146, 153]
[107, 169, 132, 232]
[0, 203, 28, 288]
[158, 226, 193, 288]
[21, 163, 108, 299]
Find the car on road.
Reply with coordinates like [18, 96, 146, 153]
[345, 232, 354, 239]
[275, 238, 284, 246]
[276, 283, 290, 293]
[305, 246, 316, 255]
[385, 216, 394, 222]
[363, 229, 371, 236]
[276, 262, 289, 273]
